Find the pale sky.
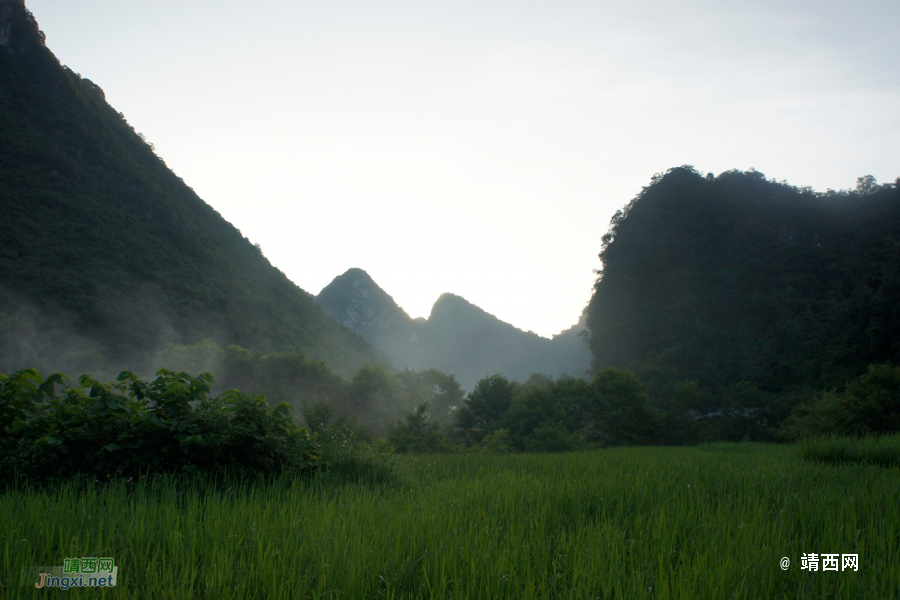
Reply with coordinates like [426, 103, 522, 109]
[27, 0, 900, 337]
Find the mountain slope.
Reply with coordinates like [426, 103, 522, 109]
[420, 293, 554, 386]
[0, 2, 383, 376]
[315, 268, 419, 363]
[317, 269, 591, 389]
[587, 166, 900, 393]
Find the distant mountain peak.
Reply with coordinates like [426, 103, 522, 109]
[429, 293, 517, 331]
[315, 269, 591, 389]
[316, 269, 413, 338]
[431, 292, 469, 310]
[339, 267, 376, 283]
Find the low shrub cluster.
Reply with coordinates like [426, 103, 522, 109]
[384, 369, 669, 454]
[0, 368, 319, 484]
[300, 400, 396, 485]
[386, 402, 453, 454]
[446, 370, 671, 452]
[782, 363, 900, 438]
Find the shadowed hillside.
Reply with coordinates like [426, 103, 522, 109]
[588, 166, 900, 394]
[0, 2, 384, 376]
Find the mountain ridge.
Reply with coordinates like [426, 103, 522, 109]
[0, 1, 385, 376]
[316, 269, 591, 389]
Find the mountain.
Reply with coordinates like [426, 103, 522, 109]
[587, 166, 900, 394]
[314, 268, 419, 364]
[0, 1, 384, 376]
[316, 269, 591, 389]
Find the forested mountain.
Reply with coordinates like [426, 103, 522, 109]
[317, 269, 591, 389]
[0, 2, 384, 376]
[587, 166, 900, 396]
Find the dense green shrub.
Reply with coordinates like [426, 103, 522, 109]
[155, 340, 465, 436]
[387, 403, 451, 454]
[0, 368, 319, 483]
[583, 368, 662, 446]
[451, 374, 518, 445]
[501, 385, 582, 451]
[299, 400, 396, 484]
[521, 421, 585, 453]
[478, 428, 513, 454]
[783, 363, 900, 438]
[450, 370, 667, 452]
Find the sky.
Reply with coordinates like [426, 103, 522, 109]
[27, 0, 900, 338]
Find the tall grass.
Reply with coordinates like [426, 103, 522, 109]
[798, 433, 900, 468]
[2, 443, 897, 598]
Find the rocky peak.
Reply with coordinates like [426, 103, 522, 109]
[1, 0, 45, 50]
[316, 268, 413, 338]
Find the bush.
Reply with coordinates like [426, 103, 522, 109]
[387, 403, 451, 453]
[523, 421, 585, 453]
[584, 368, 662, 446]
[452, 374, 517, 446]
[783, 364, 900, 438]
[0, 368, 320, 484]
[479, 428, 513, 454]
[502, 385, 582, 451]
[300, 400, 396, 485]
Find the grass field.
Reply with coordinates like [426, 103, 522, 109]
[798, 434, 900, 468]
[2, 443, 897, 599]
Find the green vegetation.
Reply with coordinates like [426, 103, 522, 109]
[406, 360, 900, 450]
[2, 3, 898, 593]
[783, 363, 900, 438]
[298, 400, 397, 485]
[0, 2, 382, 377]
[587, 166, 900, 440]
[0, 354, 462, 484]
[0, 368, 319, 483]
[154, 340, 463, 433]
[446, 370, 692, 452]
[2, 444, 896, 598]
[387, 402, 452, 454]
[798, 434, 900, 468]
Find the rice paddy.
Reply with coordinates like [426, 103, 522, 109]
[798, 433, 900, 468]
[2, 442, 897, 599]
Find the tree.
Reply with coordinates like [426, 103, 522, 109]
[452, 374, 517, 445]
[347, 364, 397, 425]
[387, 402, 449, 453]
[856, 175, 879, 195]
[583, 368, 661, 446]
[502, 385, 581, 451]
[394, 369, 463, 424]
